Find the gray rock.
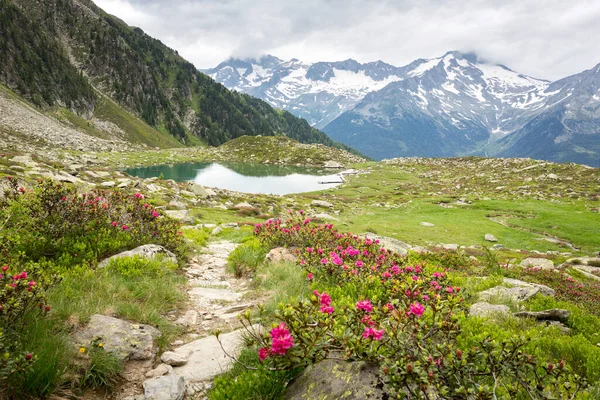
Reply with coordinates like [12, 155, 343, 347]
[312, 213, 339, 221]
[74, 315, 160, 362]
[362, 232, 411, 256]
[188, 287, 242, 302]
[544, 320, 572, 335]
[172, 327, 258, 383]
[234, 202, 253, 208]
[100, 181, 116, 188]
[442, 243, 459, 251]
[161, 351, 188, 367]
[469, 302, 510, 317]
[491, 244, 505, 250]
[285, 359, 387, 400]
[165, 210, 194, 224]
[479, 278, 555, 303]
[98, 244, 177, 268]
[143, 375, 186, 400]
[311, 200, 333, 208]
[145, 363, 174, 378]
[174, 310, 199, 327]
[572, 266, 600, 281]
[323, 161, 344, 168]
[211, 226, 223, 235]
[520, 257, 555, 270]
[420, 222, 435, 227]
[221, 222, 238, 228]
[187, 183, 209, 198]
[485, 234, 498, 242]
[11, 155, 37, 167]
[265, 247, 297, 263]
[514, 309, 570, 323]
[146, 183, 162, 192]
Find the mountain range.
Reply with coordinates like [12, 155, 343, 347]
[0, 0, 353, 153]
[206, 52, 600, 166]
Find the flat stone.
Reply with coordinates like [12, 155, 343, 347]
[161, 351, 188, 367]
[442, 243, 459, 251]
[485, 234, 498, 242]
[520, 257, 555, 270]
[221, 222, 238, 228]
[234, 202, 253, 208]
[98, 244, 177, 268]
[469, 302, 510, 317]
[323, 161, 344, 168]
[145, 364, 174, 378]
[188, 287, 242, 302]
[514, 309, 570, 323]
[175, 310, 199, 327]
[165, 210, 194, 224]
[187, 183, 209, 198]
[311, 200, 333, 208]
[312, 212, 339, 221]
[143, 375, 186, 400]
[503, 278, 555, 296]
[74, 315, 160, 362]
[572, 266, 600, 281]
[100, 181, 116, 188]
[172, 327, 258, 382]
[420, 222, 435, 227]
[479, 278, 555, 303]
[211, 226, 223, 235]
[362, 232, 411, 256]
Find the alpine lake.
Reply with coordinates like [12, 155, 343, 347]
[124, 162, 344, 195]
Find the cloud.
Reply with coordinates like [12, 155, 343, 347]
[94, 0, 600, 80]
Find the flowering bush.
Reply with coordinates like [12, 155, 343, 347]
[0, 263, 57, 388]
[0, 178, 185, 269]
[243, 213, 589, 398]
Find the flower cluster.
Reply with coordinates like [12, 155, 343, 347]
[258, 323, 295, 361]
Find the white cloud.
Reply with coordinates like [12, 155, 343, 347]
[94, 0, 600, 80]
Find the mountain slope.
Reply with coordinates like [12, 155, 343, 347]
[203, 56, 407, 128]
[0, 0, 347, 151]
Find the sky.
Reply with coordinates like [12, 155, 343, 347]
[94, 0, 600, 81]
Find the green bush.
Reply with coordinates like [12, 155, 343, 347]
[227, 239, 268, 278]
[104, 255, 178, 278]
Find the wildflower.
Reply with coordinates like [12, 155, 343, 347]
[133, 193, 144, 199]
[355, 260, 364, 267]
[258, 347, 270, 361]
[1, 265, 8, 272]
[356, 299, 373, 313]
[44, 305, 51, 312]
[80, 347, 86, 353]
[314, 290, 331, 306]
[363, 327, 384, 340]
[412, 275, 419, 281]
[320, 305, 334, 314]
[446, 287, 454, 294]
[408, 302, 425, 317]
[433, 272, 444, 278]
[25, 353, 33, 361]
[306, 247, 314, 253]
[269, 323, 294, 355]
[307, 273, 313, 280]
[111, 221, 118, 227]
[98, 343, 103, 347]
[385, 303, 394, 311]
[122, 225, 129, 230]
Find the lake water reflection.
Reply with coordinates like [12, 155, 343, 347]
[124, 162, 343, 195]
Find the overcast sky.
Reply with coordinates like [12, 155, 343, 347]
[94, 0, 600, 80]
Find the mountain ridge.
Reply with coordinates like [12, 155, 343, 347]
[207, 52, 600, 165]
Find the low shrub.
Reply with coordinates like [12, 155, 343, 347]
[227, 239, 268, 278]
[104, 255, 178, 278]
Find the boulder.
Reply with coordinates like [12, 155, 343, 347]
[285, 359, 386, 400]
[469, 302, 510, 317]
[514, 309, 570, 323]
[312, 213, 339, 221]
[74, 315, 160, 362]
[323, 161, 344, 168]
[311, 200, 333, 208]
[187, 183, 209, 198]
[98, 244, 177, 268]
[165, 210, 194, 224]
[175, 310, 199, 327]
[484, 234, 498, 242]
[265, 247, 297, 263]
[520, 257, 555, 270]
[362, 233, 412, 256]
[161, 351, 188, 367]
[145, 364, 174, 378]
[100, 181, 116, 188]
[478, 278, 554, 303]
[211, 226, 223, 235]
[234, 202, 253, 208]
[442, 243, 459, 251]
[143, 375, 186, 400]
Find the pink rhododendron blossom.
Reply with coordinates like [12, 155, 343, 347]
[355, 260, 364, 267]
[409, 302, 425, 317]
[356, 300, 373, 313]
[258, 347, 270, 361]
[320, 305, 334, 314]
[307, 272, 313, 280]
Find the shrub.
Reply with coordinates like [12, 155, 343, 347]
[0, 178, 185, 270]
[103, 255, 177, 278]
[227, 239, 267, 278]
[240, 212, 590, 398]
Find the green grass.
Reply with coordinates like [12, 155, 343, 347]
[227, 239, 268, 277]
[252, 261, 310, 315]
[53, 107, 111, 140]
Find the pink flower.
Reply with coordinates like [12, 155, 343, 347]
[151, 210, 160, 218]
[111, 221, 118, 227]
[433, 272, 444, 278]
[412, 275, 419, 281]
[306, 247, 314, 253]
[122, 225, 129, 230]
[258, 347, 270, 361]
[320, 305, 334, 314]
[421, 295, 430, 301]
[385, 303, 394, 311]
[307, 273, 314, 280]
[409, 302, 425, 317]
[269, 323, 294, 355]
[446, 287, 454, 293]
[356, 300, 373, 313]
[355, 260, 364, 267]
[314, 290, 331, 306]
[133, 193, 144, 199]
[372, 329, 384, 340]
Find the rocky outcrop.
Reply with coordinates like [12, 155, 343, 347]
[478, 278, 555, 303]
[74, 315, 160, 362]
[265, 247, 297, 264]
[469, 302, 510, 317]
[286, 359, 387, 400]
[98, 244, 177, 268]
[520, 257, 555, 270]
[142, 375, 186, 400]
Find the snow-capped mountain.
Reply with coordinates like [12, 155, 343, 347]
[207, 52, 600, 165]
[203, 56, 407, 128]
